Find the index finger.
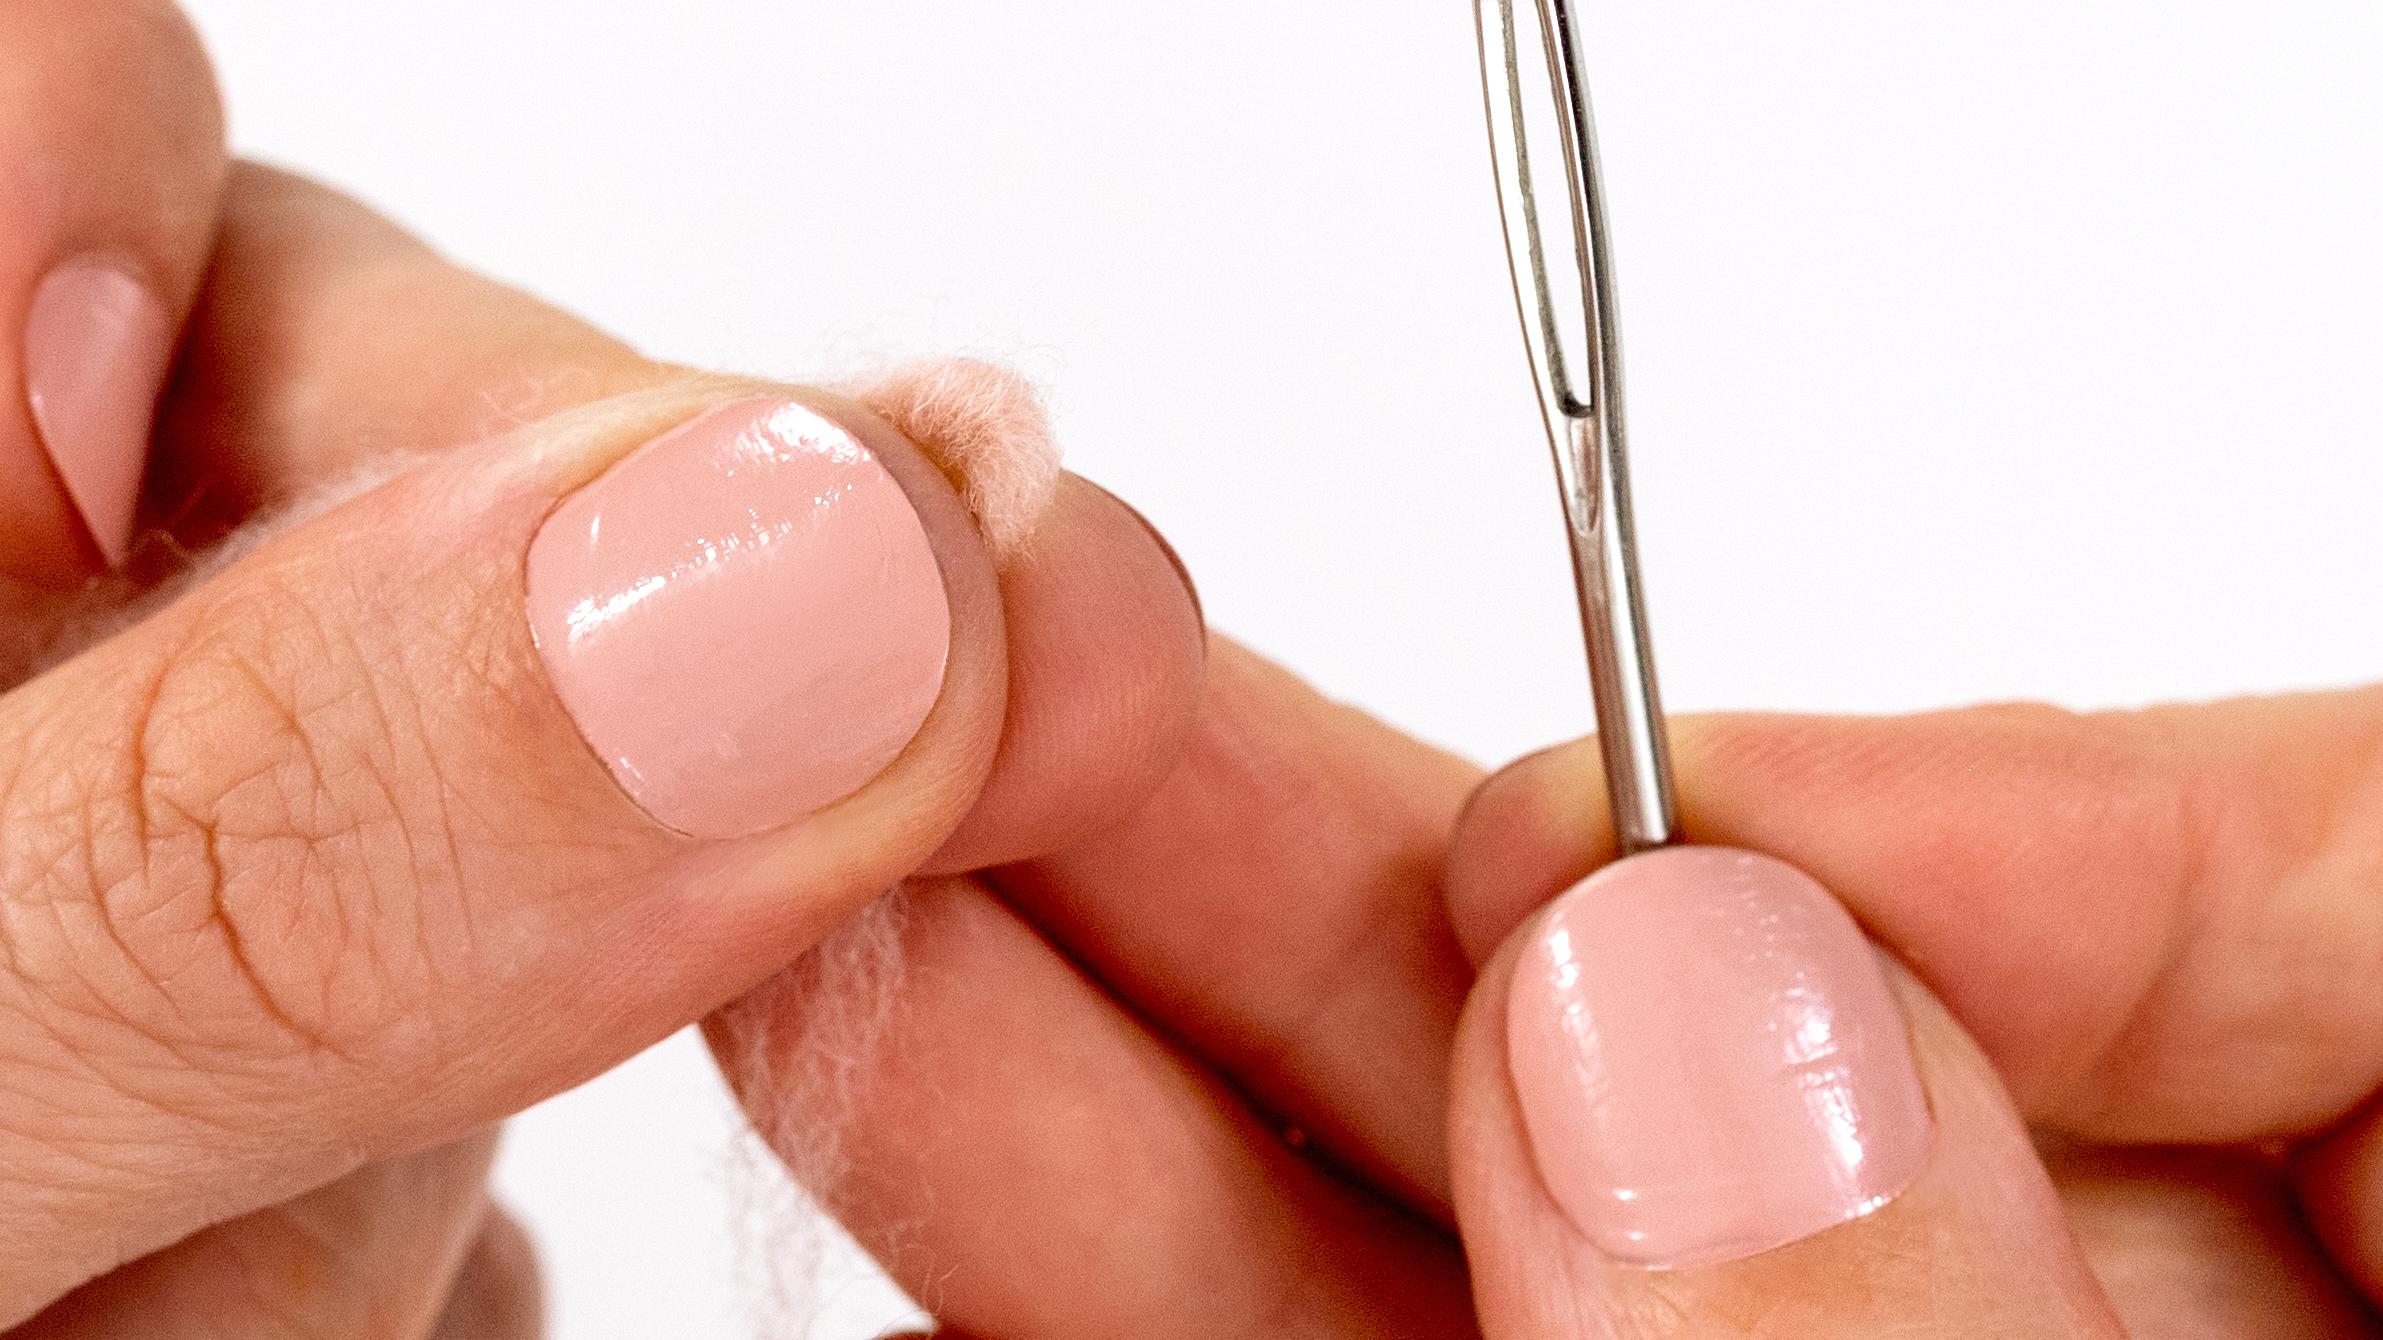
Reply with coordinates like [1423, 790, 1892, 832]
[0, 165, 1206, 1318]
[1445, 692, 2383, 1294]
[1450, 691, 2383, 1141]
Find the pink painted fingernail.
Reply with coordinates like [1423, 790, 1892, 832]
[1506, 846, 1933, 1268]
[526, 396, 952, 839]
[24, 260, 174, 566]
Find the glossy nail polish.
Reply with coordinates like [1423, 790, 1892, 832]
[526, 396, 952, 839]
[23, 260, 174, 566]
[1506, 846, 1933, 1267]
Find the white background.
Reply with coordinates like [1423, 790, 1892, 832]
[177, 2, 2382, 1336]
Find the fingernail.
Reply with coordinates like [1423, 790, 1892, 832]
[1506, 846, 1932, 1267]
[23, 259, 174, 567]
[526, 396, 953, 839]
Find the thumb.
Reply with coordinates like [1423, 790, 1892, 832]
[1450, 847, 2128, 1337]
[0, 381, 1196, 1322]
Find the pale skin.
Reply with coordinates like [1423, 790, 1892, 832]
[3, 4, 2381, 1336]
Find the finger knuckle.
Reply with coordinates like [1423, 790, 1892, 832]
[148, 572, 469, 1058]
[2, 569, 476, 1082]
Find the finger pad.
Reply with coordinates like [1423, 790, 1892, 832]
[925, 477, 1204, 871]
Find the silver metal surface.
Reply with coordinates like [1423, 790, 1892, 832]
[1475, 0, 1680, 852]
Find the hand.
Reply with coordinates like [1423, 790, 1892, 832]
[0, 7, 1204, 1335]
[724, 665, 2383, 1336]
[1447, 698, 2383, 1336]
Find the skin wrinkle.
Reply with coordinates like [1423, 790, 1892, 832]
[63, 802, 177, 1043]
[387, 624, 480, 982]
[11, 618, 373, 1154]
[0, 1023, 258, 1279]
[334, 631, 460, 1037]
[0, 959, 188, 1144]
[154, 536, 505, 1079]
[1, 357, 1057, 1329]
[122, 794, 266, 1104]
[57, 839, 193, 1070]
[10, 779, 290, 1139]
[166, 648, 366, 1065]
[113, 604, 410, 1093]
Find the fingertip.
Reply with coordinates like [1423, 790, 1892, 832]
[1454, 851, 2126, 1338]
[829, 370, 1211, 868]
[0, 0, 225, 586]
[923, 474, 1206, 872]
[1444, 739, 1610, 965]
[22, 260, 176, 570]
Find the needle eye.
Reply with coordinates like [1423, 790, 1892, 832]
[1474, 0, 1682, 853]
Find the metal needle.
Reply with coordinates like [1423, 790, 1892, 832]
[1476, 0, 1680, 852]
